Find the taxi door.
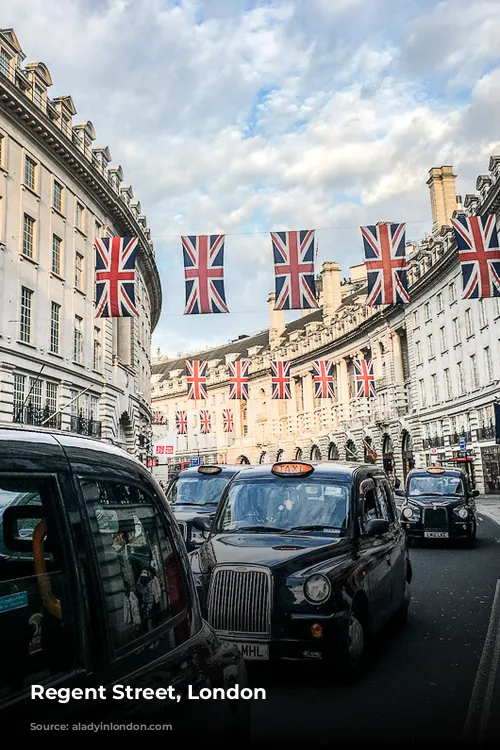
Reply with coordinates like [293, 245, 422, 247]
[354, 479, 394, 631]
[375, 478, 407, 614]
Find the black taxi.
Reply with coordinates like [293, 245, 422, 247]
[190, 460, 412, 680]
[0, 427, 250, 737]
[166, 464, 248, 551]
[397, 465, 479, 547]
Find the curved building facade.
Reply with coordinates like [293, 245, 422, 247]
[0, 28, 161, 460]
[152, 160, 500, 494]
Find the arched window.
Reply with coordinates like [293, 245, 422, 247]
[259, 451, 268, 464]
[310, 445, 321, 461]
[346, 440, 358, 461]
[276, 448, 284, 462]
[401, 431, 415, 480]
[363, 436, 376, 464]
[237, 455, 250, 465]
[382, 433, 394, 475]
[295, 447, 303, 460]
[328, 442, 339, 460]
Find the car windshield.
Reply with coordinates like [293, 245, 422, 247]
[167, 475, 230, 506]
[217, 478, 350, 533]
[407, 474, 465, 499]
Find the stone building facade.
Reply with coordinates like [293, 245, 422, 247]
[0, 28, 161, 459]
[151, 160, 500, 494]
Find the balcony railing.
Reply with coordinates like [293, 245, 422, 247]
[477, 425, 495, 441]
[13, 404, 62, 430]
[70, 415, 102, 438]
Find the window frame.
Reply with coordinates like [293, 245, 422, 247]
[75, 473, 196, 662]
[24, 154, 37, 192]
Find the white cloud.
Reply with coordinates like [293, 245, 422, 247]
[3, 0, 500, 356]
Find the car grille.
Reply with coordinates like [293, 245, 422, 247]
[207, 565, 272, 636]
[177, 521, 188, 541]
[423, 507, 448, 530]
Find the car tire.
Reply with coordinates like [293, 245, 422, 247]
[336, 604, 366, 684]
[465, 521, 477, 548]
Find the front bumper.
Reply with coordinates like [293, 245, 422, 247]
[401, 519, 474, 539]
[217, 611, 349, 662]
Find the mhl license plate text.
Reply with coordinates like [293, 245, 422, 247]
[234, 643, 269, 660]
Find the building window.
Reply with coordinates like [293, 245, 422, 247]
[90, 395, 99, 420]
[431, 374, 439, 404]
[20, 286, 33, 343]
[61, 113, 71, 136]
[444, 368, 452, 399]
[46, 381, 58, 414]
[439, 326, 447, 352]
[24, 155, 37, 191]
[424, 301, 431, 321]
[0, 48, 11, 77]
[427, 334, 435, 359]
[50, 302, 60, 354]
[0, 133, 4, 167]
[22, 214, 35, 258]
[95, 220, 102, 238]
[457, 361, 465, 394]
[484, 347, 493, 383]
[415, 340, 422, 365]
[413, 310, 419, 329]
[465, 308, 473, 337]
[452, 318, 460, 346]
[479, 299, 487, 328]
[13, 373, 25, 415]
[93, 328, 102, 370]
[51, 235, 62, 275]
[419, 379, 426, 408]
[470, 355, 479, 389]
[75, 202, 85, 232]
[449, 281, 456, 303]
[437, 292, 444, 313]
[53, 180, 64, 212]
[74, 315, 83, 363]
[75, 252, 84, 290]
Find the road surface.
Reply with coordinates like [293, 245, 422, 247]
[247, 512, 500, 744]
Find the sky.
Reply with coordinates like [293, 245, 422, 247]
[4, 0, 500, 356]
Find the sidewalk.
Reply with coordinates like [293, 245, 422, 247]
[477, 495, 500, 527]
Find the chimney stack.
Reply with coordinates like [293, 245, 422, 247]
[268, 292, 285, 349]
[319, 261, 342, 321]
[427, 166, 457, 233]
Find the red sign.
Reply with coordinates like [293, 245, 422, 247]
[147, 458, 158, 468]
[155, 445, 174, 455]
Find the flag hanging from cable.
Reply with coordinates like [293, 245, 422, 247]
[186, 360, 208, 400]
[270, 230, 318, 309]
[312, 360, 335, 398]
[271, 361, 292, 399]
[199, 409, 211, 434]
[362, 437, 377, 460]
[354, 359, 376, 398]
[361, 223, 410, 305]
[175, 410, 188, 435]
[228, 360, 250, 400]
[182, 235, 229, 314]
[95, 237, 138, 317]
[222, 408, 234, 433]
[450, 215, 500, 298]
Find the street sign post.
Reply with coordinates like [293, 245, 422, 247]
[459, 437, 467, 453]
[190, 456, 201, 467]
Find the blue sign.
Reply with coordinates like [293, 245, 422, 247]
[190, 457, 201, 467]
[459, 437, 467, 452]
[0, 591, 28, 613]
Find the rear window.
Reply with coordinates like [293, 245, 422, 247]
[166, 475, 230, 505]
[217, 477, 351, 533]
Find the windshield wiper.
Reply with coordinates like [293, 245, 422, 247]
[230, 525, 288, 533]
[285, 525, 342, 532]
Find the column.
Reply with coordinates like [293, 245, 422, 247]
[0, 362, 15, 424]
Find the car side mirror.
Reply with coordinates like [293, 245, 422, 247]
[471, 489, 479, 498]
[365, 518, 390, 536]
[192, 516, 212, 532]
[394, 489, 405, 497]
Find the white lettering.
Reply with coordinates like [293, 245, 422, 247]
[188, 685, 266, 699]
[31, 686, 106, 703]
[112, 685, 177, 700]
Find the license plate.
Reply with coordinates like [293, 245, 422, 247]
[233, 642, 269, 660]
[424, 531, 449, 538]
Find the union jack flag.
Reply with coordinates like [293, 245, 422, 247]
[152, 409, 164, 424]
[450, 215, 500, 298]
[312, 360, 335, 399]
[175, 410, 188, 435]
[354, 359, 376, 398]
[186, 360, 208, 400]
[228, 360, 250, 400]
[361, 223, 410, 306]
[270, 230, 318, 310]
[182, 235, 229, 314]
[222, 408, 234, 433]
[95, 237, 138, 318]
[199, 409, 211, 434]
[271, 361, 291, 399]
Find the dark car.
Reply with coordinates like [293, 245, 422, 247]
[396, 465, 479, 547]
[190, 460, 412, 681]
[0, 427, 250, 737]
[166, 464, 248, 551]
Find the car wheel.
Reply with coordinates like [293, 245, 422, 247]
[336, 604, 366, 684]
[465, 521, 477, 548]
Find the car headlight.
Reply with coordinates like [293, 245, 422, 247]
[402, 506, 414, 519]
[456, 507, 468, 519]
[304, 574, 331, 604]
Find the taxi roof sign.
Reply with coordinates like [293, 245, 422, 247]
[426, 467, 445, 474]
[271, 462, 314, 476]
[198, 465, 222, 474]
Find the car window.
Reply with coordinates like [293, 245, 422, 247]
[218, 479, 350, 533]
[167, 475, 230, 505]
[376, 481, 396, 522]
[0, 477, 79, 703]
[408, 474, 465, 498]
[79, 478, 191, 653]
